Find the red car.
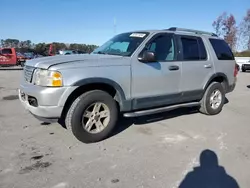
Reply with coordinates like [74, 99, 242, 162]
[0, 48, 25, 67]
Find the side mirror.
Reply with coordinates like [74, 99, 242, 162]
[138, 50, 156, 62]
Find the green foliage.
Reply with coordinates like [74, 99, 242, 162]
[234, 50, 250, 57]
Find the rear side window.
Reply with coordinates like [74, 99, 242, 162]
[181, 37, 207, 60]
[209, 39, 234, 60]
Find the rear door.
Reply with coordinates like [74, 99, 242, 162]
[177, 35, 215, 102]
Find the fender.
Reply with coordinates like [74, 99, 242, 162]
[203, 73, 229, 91]
[72, 78, 131, 111]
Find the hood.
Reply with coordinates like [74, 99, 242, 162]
[25, 54, 126, 69]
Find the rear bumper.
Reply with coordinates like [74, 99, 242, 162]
[227, 83, 236, 93]
[226, 77, 237, 93]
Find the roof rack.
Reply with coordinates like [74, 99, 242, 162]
[167, 27, 218, 37]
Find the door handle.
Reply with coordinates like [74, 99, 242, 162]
[168, 65, 179, 71]
[204, 64, 212, 68]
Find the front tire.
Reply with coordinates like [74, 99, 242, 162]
[65, 90, 118, 143]
[199, 82, 225, 115]
[20, 61, 25, 67]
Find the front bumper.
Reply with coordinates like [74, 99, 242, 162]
[19, 82, 76, 120]
[18, 88, 63, 119]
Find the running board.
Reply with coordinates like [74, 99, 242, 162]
[123, 102, 200, 118]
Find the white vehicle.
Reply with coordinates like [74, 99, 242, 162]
[235, 57, 250, 72]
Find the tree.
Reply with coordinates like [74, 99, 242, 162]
[241, 9, 250, 50]
[0, 37, 98, 55]
[1, 39, 20, 48]
[224, 14, 237, 51]
[212, 12, 227, 36]
[34, 43, 48, 55]
[212, 13, 237, 51]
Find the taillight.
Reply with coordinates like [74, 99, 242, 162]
[234, 63, 239, 77]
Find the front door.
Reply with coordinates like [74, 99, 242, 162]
[131, 33, 182, 110]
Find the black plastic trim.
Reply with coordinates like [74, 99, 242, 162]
[181, 90, 204, 102]
[132, 90, 203, 111]
[124, 102, 200, 117]
[72, 78, 131, 112]
[204, 73, 229, 92]
[132, 93, 181, 110]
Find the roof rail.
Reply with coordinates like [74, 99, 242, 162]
[167, 27, 218, 37]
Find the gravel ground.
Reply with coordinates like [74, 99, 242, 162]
[0, 70, 250, 188]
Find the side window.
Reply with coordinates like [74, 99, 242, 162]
[181, 37, 200, 60]
[146, 34, 175, 61]
[1, 49, 12, 54]
[209, 39, 234, 60]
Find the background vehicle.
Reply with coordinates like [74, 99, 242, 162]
[58, 50, 86, 55]
[235, 57, 250, 72]
[241, 60, 250, 72]
[23, 52, 35, 59]
[19, 27, 238, 143]
[0, 48, 25, 67]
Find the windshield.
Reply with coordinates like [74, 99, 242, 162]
[92, 32, 149, 56]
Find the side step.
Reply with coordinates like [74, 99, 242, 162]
[123, 102, 200, 118]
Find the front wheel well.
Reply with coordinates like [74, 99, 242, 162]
[58, 83, 120, 128]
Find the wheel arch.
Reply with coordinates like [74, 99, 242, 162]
[203, 73, 229, 92]
[72, 77, 126, 102]
[59, 78, 128, 126]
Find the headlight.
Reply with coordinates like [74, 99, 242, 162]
[33, 69, 63, 87]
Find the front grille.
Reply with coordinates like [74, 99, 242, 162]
[24, 66, 35, 83]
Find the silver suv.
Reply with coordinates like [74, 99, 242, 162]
[19, 27, 238, 143]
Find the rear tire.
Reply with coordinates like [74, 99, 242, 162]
[65, 90, 118, 143]
[199, 82, 225, 115]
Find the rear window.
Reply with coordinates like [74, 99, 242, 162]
[181, 37, 207, 61]
[209, 39, 234, 60]
[1, 49, 12, 54]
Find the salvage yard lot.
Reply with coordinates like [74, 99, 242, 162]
[0, 70, 250, 188]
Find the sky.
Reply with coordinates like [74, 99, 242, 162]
[1, 0, 249, 45]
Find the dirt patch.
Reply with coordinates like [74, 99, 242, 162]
[31, 155, 44, 160]
[247, 85, 250, 89]
[2, 95, 19, 100]
[41, 122, 51, 125]
[136, 127, 153, 135]
[111, 179, 120, 183]
[19, 161, 52, 174]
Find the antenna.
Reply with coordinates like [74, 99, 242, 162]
[114, 17, 117, 34]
